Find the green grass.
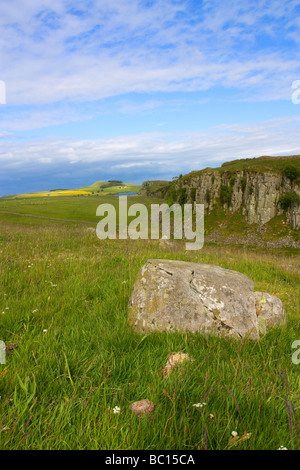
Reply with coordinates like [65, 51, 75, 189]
[0, 197, 299, 450]
[184, 155, 300, 179]
[0, 194, 158, 224]
[201, 205, 300, 245]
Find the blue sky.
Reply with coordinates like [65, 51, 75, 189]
[1, 0, 300, 195]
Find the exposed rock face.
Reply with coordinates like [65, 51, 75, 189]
[180, 170, 299, 230]
[128, 260, 286, 340]
[140, 158, 300, 231]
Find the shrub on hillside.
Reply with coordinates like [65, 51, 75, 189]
[177, 187, 187, 206]
[240, 176, 247, 192]
[279, 191, 300, 210]
[205, 188, 211, 205]
[283, 164, 300, 182]
[166, 185, 177, 206]
[220, 185, 233, 206]
[190, 187, 197, 203]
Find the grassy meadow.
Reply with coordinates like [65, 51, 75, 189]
[0, 194, 299, 450]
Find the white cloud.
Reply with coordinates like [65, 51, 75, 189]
[0, 131, 12, 138]
[1, 0, 300, 106]
[112, 162, 154, 169]
[1, 0, 300, 196]
[1, 116, 300, 176]
[0, 104, 95, 132]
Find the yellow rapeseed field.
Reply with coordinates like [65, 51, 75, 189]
[17, 190, 91, 198]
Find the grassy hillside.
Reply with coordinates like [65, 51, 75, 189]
[79, 180, 141, 194]
[139, 180, 171, 195]
[0, 191, 299, 247]
[0, 181, 299, 450]
[0, 206, 299, 450]
[183, 155, 300, 180]
[0, 194, 161, 226]
[137, 156, 300, 244]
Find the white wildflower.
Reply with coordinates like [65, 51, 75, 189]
[231, 431, 238, 437]
[113, 406, 121, 414]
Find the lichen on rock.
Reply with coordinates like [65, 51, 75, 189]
[128, 259, 286, 340]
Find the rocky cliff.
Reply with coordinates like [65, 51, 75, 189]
[140, 156, 300, 231]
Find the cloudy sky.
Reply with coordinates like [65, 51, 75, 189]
[1, 0, 300, 195]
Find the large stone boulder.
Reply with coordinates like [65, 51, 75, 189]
[128, 259, 286, 340]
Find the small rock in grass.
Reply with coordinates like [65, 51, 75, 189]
[162, 352, 194, 378]
[129, 399, 155, 417]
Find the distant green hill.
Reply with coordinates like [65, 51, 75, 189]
[79, 180, 141, 193]
[2, 180, 141, 199]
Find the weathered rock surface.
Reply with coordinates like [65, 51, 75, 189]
[128, 259, 286, 340]
[254, 292, 286, 335]
[180, 170, 299, 230]
[140, 157, 300, 232]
